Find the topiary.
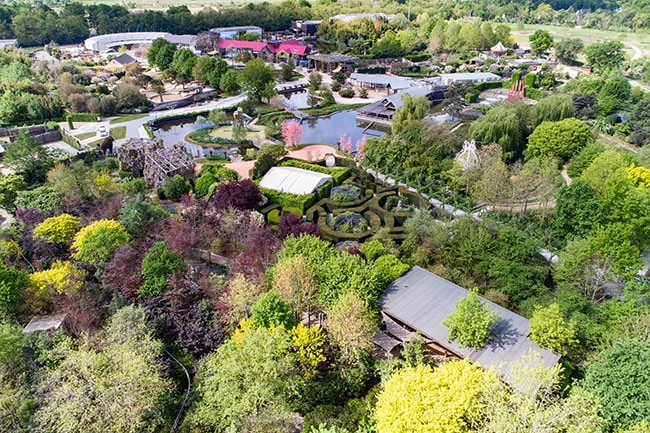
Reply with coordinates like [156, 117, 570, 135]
[162, 175, 191, 201]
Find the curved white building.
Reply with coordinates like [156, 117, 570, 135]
[85, 32, 197, 54]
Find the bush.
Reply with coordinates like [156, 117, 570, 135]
[33, 214, 81, 245]
[209, 179, 263, 211]
[162, 175, 191, 201]
[138, 242, 184, 298]
[331, 82, 342, 92]
[358, 88, 368, 98]
[277, 213, 320, 239]
[66, 113, 100, 122]
[339, 89, 355, 98]
[267, 209, 281, 225]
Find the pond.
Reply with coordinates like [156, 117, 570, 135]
[151, 118, 239, 159]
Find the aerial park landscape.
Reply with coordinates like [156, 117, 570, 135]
[1, 0, 650, 432]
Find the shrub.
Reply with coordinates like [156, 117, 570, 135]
[209, 179, 263, 211]
[360, 240, 387, 262]
[138, 242, 185, 298]
[33, 214, 80, 245]
[330, 184, 362, 203]
[358, 88, 368, 98]
[339, 89, 355, 98]
[163, 175, 191, 201]
[267, 209, 281, 225]
[71, 219, 129, 266]
[373, 254, 410, 285]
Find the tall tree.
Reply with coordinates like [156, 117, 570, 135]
[526, 118, 593, 161]
[443, 290, 498, 349]
[529, 29, 554, 54]
[4, 131, 54, 186]
[584, 40, 626, 73]
[391, 94, 430, 134]
[325, 291, 375, 363]
[239, 58, 275, 103]
[34, 306, 173, 433]
[554, 38, 584, 65]
[192, 324, 301, 432]
[528, 303, 579, 356]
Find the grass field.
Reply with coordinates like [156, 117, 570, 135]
[110, 126, 127, 139]
[75, 131, 97, 140]
[110, 113, 149, 124]
[509, 24, 650, 60]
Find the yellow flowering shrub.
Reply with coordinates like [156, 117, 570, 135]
[29, 260, 86, 296]
[33, 214, 80, 245]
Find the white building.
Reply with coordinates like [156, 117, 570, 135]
[259, 166, 332, 195]
[439, 72, 502, 86]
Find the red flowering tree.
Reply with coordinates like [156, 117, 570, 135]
[356, 135, 367, 159]
[282, 119, 302, 148]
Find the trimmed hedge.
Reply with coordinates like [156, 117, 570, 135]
[261, 187, 315, 213]
[267, 209, 281, 225]
[66, 113, 100, 122]
[280, 159, 350, 185]
[475, 80, 508, 92]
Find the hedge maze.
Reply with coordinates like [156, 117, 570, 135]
[261, 157, 433, 244]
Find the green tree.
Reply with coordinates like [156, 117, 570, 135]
[529, 30, 554, 54]
[530, 93, 575, 127]
[219, 70, 240, 95]
[581, 338, 650, 430]
[146, 37, 176, 70]
[553, 179, 608, 241]
[71, 219, 129, 266]
[375, 359, 500, 433]
[326, 291, 375, 363]
[554, 38, 584, 65]
[308, 71, 322, 90]
[192, 57, 228, 89]
[239, 58, 275, 103]
[288, 323, 326, 379]
[0, 263, 28, 319]
[443, 290, 499, 349]
[35, 306, 173, 433]
[250, 290, 298, 329]
[4, 131, 54, 186]
[192, 324, 300, 432]
[469, 103, 528, 159]
[33, 213, 80, 245]
[527, 118, 593, 161]
[171, 48, 197, 83]
[584, 40, 626, 73]
[528, 303, 579, 356]
[138, 241, 184, 298]
[162, 174, 191, 200]
[391, 94, 430, 134]
[112, 83, 147, 110]
[280, 58, 295, 82]
[0, 174, 25, 211]
[118, 195, 168, 237]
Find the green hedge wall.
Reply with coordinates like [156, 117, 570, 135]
[475, 80, 508, 92]
[260, 187, 315, 213]
[66, 113, 100, 122]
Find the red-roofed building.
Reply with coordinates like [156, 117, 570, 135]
[217, 39, 309, 63]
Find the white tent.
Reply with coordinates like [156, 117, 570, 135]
[259, 166, 332, 195]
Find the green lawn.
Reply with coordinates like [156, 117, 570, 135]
[302, 103, 369, 116]
[110, 114, 149, 124]
[110, 126, 127, 140]
[211, 125, 264, 140]
[509, 23, 650, 59]
[75, 131, 97, 140]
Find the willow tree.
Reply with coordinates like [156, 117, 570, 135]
[392, 94, 430, 134]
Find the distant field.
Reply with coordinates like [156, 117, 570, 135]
[79, 0, 281, 10]
[509, 23, 650, 60]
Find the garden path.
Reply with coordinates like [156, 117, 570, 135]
[226, 144, 337, 179]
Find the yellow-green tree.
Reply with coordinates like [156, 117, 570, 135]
[528, 303, 578, 356]
[375, 359, 500, 433]
[71, 219, 129, 266]
[443, 291, 498, 349]
[33, 213, 80, 245]
[29, 260, 86, 297]
[289, 323, 326, 379]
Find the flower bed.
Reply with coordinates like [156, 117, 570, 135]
[330, 184, 362, 203]
[329, 212, 369, 233]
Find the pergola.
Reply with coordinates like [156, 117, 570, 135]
[308, 54, 358, 73]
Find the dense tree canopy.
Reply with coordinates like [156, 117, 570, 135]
[526, 118, 593, 161]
